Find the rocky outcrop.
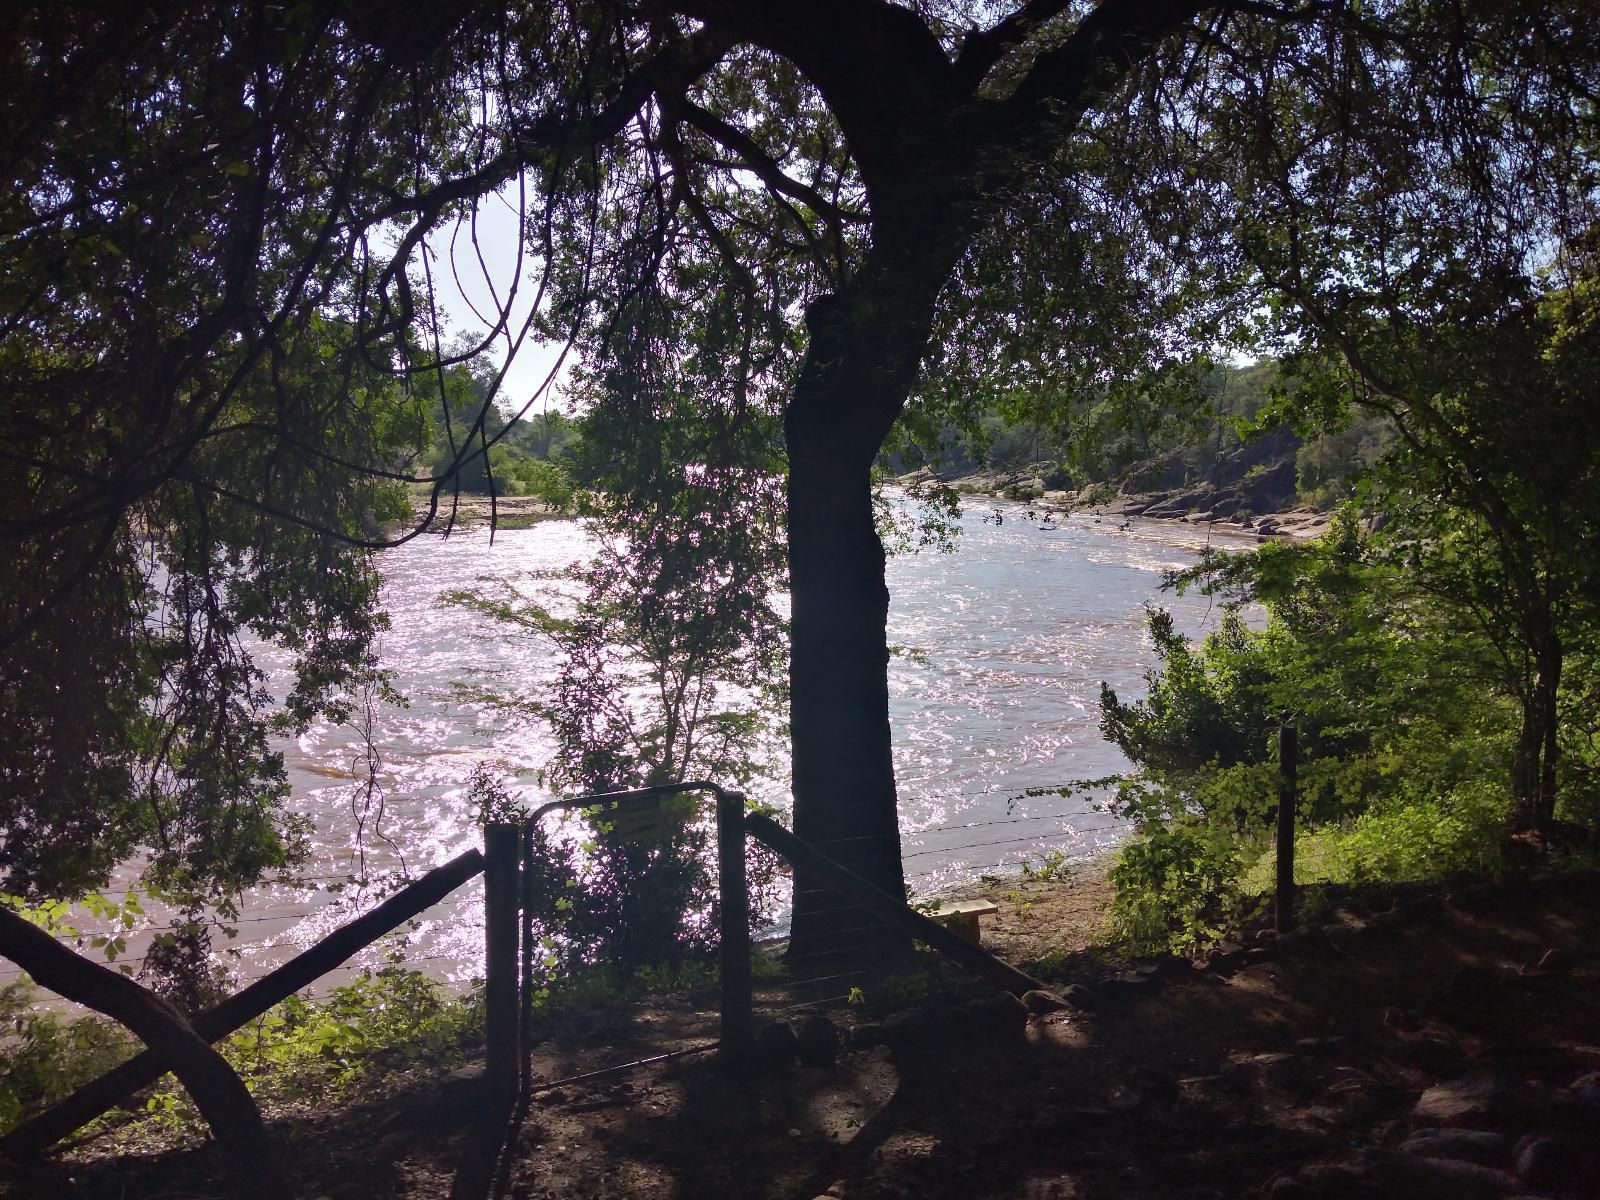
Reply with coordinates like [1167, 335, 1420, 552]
[900, 423, 1329, 539]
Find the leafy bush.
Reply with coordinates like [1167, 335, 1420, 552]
[1333, 783, 1508, 883]
[0, 967, 478, 1141]
[224, 968, 479, 1094]
[1095, 518, 1529, 951]
[1108, 811, 1251, 953]
[0, 982, 137, 1133]
[510, 457, 576, 512]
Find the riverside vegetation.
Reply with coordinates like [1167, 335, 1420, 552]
[5, 309, 1599, 1181]
[7, 270, 1600, 1158]
[5, 1, 1600, 1194]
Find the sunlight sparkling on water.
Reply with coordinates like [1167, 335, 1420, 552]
[67, 499, 1242, 995]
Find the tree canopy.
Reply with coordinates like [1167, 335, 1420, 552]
[5, 0, 1599, 1054]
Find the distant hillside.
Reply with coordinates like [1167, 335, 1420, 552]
[889, 359, 1393, 531]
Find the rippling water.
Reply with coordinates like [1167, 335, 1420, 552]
[53, 500, 1241, 996]
[888, 505, 1233, 891]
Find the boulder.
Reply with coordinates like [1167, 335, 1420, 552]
[1021, 989, 1072, 1014]
[1205, 940, 1249, 972]
[1366, 1150, 1526, 1198]
[1513, 1134, 1585, 1192]
[1399, 1128, 1508, 1166]
[962, 991, 1029, 1035]
[1205, 490, 1243, 517]
[1412, 1074, 1549, 1128]
[1561, 1070, 1600, 1108]
[755, 1019, 799, 1067]
[795, 1014, 840, 1068]
[1296, 1158, 1383, 1196]
[1058, 983, 1100, 1011]
[1097, 970, 1163, 1000]
[1235, 459, 1297, 509]
[878, 1005, 942, 1047]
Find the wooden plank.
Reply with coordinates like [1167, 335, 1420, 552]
[744, 814, 1044, 996]
[2, 848, 485, 1157]
[520, 823, 537, 1095]
[483, 823, 520, 1108]
[930, 898, 999, 946]
[931, 899, 999, 918]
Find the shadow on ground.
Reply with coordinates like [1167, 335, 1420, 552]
[18, 872, 1600, 1200]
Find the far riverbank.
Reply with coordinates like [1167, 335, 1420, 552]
[900, 464, 1333, 542]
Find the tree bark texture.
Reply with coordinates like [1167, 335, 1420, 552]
[782, 264, 954, 963]
[0, 908, 288, 1198]
[784, 426, 905, 960]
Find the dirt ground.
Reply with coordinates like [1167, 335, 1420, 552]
[9, 865, 1600, 1200]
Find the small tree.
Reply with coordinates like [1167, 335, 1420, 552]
[446, 387, 787, 971]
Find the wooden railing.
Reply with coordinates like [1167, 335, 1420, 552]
[4, 781, 1053, 1157]
[2, 849, 486, 1157]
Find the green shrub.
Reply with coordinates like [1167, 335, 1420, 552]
[1333, 782, 1509, 883]
[0, 967, 479, 1142]
[1093, 519, 1532, 953]
[0, 981, 137, 1133]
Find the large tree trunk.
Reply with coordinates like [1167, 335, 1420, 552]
[0, 909, 289, 1199]
[783, 264, 953, 963]
[785, 403, 906, 962]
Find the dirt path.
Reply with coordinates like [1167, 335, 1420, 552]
[22, 869, 1600, 1200]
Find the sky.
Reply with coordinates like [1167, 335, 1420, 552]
[424, 189, 575, 420]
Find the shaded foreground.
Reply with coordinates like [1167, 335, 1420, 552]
[12, 866, 1600, 1199]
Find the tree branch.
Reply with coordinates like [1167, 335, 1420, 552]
[953, 0, 1077, 90]
[668, 0, 958, 203]
[363, 27, 731, 234]
[995, 0, 1213, 135]
[0, 910, 286, 1198]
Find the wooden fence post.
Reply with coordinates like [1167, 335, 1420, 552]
[716, 790, 752, 1064]
[1276, 722, 1298, 932]
[520, 822, 537, 1095]
[484, 822, 521, 1108]
[2, 848, 486, 1157]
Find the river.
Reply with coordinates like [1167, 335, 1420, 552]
[29, 500, 1243, 997]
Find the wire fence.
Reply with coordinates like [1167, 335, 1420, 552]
[5, 797, 1127, 1004]
[748, 806, 1128, 990]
